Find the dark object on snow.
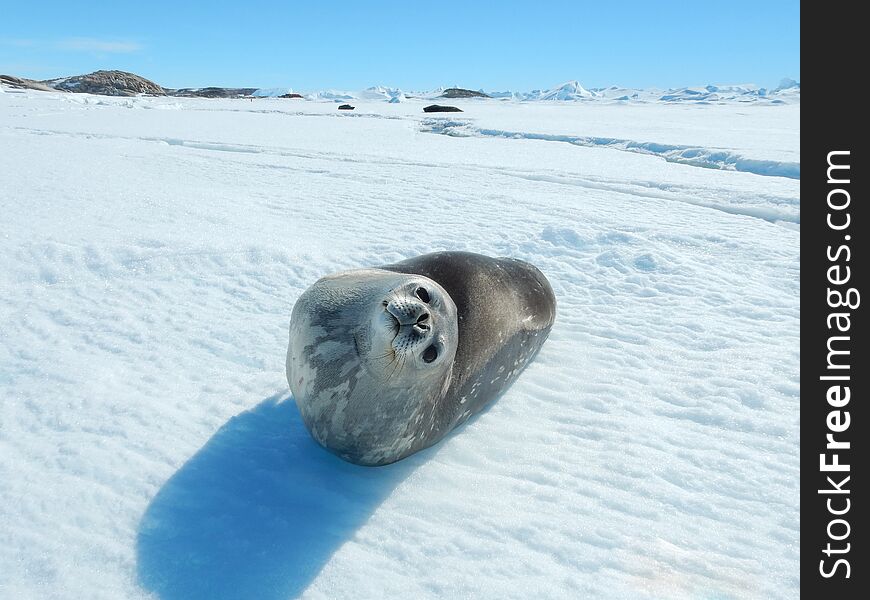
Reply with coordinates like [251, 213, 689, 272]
[440, 88, 489, 98]
[338, 104, 355, 110]
[423, 104, 463, 113]
[280, 93, 304, 99]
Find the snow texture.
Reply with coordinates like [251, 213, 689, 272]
[0, 88, 799, 600]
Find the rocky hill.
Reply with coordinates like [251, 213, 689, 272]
[167, 87, 257, 98]
[43, 70, 165, 96]
[440, 87, 489, 98]
[0, 75, 60, 92]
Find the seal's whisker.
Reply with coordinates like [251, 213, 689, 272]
[371, 349, 395, 361]
[388, 352, 405, 382]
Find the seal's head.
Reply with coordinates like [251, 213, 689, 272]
[287, 269, 458, 465]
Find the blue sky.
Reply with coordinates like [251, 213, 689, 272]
[1, 1, 800, 91]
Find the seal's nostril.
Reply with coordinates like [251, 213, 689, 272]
[417, 312, 429, 323]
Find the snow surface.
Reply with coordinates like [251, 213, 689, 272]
[1, 88, 799, 599]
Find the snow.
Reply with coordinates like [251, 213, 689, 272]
[533, 80, 597, 101]
[483, 81, 600, 102]
[252, 88, 296, 98]
[657, 85, 779, 104]
[422, 119, 799, 181]
[357, 86, 405, 103]
[251, 79, 799, 106]
[0, 88, 799, 599]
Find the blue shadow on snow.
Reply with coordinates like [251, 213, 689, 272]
[136, 393, 422, 599]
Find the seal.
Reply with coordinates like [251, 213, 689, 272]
[286, 251, 556, 466]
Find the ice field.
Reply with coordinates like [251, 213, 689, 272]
[0, 88, 800, 599]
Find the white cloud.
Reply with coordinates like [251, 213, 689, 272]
[56, 38, 143, 53]
[1, 37, 143, 53]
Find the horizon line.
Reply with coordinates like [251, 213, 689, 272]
[2, 69, 801, 94]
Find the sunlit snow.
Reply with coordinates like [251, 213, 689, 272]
[0, 87, 799, 599]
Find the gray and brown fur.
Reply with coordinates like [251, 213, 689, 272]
[287, 251, 556, 466]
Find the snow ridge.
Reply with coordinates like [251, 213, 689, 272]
[421, 119, 800, 180]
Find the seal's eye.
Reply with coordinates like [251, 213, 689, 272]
[415, 287, 431, 303]
[422, 345, 438, 363]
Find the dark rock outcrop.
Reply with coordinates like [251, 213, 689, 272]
[439, 88, 489, 98]
[0, 74, 60, 92]
[168, 87, 257, 98]
[338, 104, 355, 110]
[43, 70, 165, 96]
[423, 104, 463, 113]
[280, 93, 304, 99]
